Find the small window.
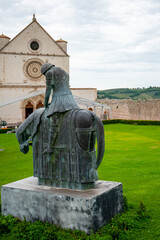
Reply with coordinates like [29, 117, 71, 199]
[30, 41, 39, 51]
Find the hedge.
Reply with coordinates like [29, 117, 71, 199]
[102, 119, 160, 125]
[0, 128, 14, 134]
[1, 120, 160, 133]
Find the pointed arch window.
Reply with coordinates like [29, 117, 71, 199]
[36, 101, 44, 109]
[25, 102, 33, 118]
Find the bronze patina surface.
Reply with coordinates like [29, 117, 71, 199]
[16, 64, 105, 190]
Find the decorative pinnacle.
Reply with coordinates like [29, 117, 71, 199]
[32, 13, 36, 21]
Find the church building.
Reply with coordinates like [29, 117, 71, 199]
[0, 15, 109, 124]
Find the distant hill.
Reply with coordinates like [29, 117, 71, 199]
[97, 87, 160, 100]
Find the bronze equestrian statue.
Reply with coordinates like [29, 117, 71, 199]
[16, 64, 105, 190]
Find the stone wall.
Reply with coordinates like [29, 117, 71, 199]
[97, 99, 160, 121]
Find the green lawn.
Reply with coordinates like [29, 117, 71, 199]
[98, 124, 160, 239]
[0, 133, 33, 186]
[0, 124, 160, 239]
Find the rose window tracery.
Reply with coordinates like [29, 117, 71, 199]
[23, 59, 44, 81]
[27, 62, 42, 78]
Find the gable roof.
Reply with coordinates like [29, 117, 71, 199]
[0, 17, 69, 56]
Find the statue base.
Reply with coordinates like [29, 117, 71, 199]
[38, 178, 95, 190]
[1, 177, 123, 233]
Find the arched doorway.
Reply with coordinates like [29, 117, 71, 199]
[36, 101, 44, 109]
[88, 107, 93, 111]
[103, 110, 108, 119]
[25, 102, 34, 119]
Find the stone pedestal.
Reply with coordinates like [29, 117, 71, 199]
[1, 177, 123, 233]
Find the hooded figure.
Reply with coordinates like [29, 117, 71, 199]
[41, 63, 79, 115]
[16, 64, 105, 190]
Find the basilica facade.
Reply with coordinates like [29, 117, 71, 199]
[0, 15, 108, 124]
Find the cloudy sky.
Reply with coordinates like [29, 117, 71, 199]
[0, 0, 160, 90]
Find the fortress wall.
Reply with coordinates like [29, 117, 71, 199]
[97, 99, 160, 120]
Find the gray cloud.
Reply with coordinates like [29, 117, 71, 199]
[0, 0, 160, 89]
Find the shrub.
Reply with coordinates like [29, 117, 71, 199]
[123, 195, 128, 212]
[0, 128, 14, 134]
[0, 215, 18, 235]
[136, 201, 151, 220]
[103, 119, 160, 125]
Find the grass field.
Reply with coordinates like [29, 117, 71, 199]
[0, 124, 160, 239]
[99, 124, 160, 239]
